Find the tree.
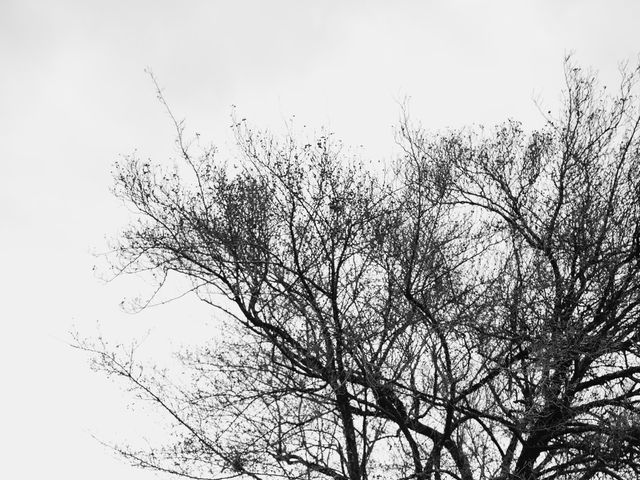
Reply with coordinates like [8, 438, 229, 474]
[80, 60, 640, 480]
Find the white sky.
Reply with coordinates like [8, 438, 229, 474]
[1, 1, 639, 479]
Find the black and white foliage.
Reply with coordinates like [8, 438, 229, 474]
[80, 60, 640, 480]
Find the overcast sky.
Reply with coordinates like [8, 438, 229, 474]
[2, 1, 639, 479]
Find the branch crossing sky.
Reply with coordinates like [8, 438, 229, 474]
[2, 1, 639, 478]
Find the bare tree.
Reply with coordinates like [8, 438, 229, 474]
[79, 59, 640, 480]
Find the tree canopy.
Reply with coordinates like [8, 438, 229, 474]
[82, 61, 640, 480]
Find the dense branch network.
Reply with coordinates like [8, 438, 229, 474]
[81, 60, 640, 480]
